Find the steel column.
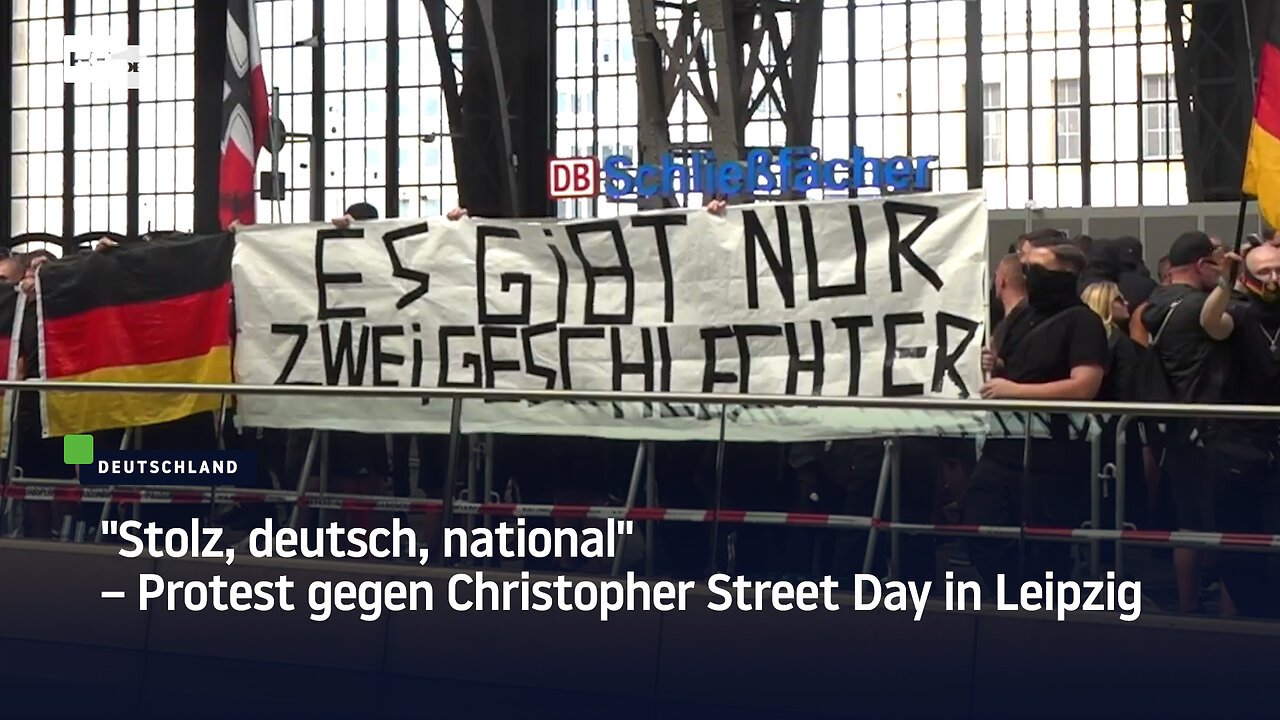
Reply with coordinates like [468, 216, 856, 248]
[627, 0, 678, 210]
[965, 0, 983, 190]
[62, 1, 76, 248]
[386, 0, 401, 218]
[0, 0, 12, 240]
[1079, 0, 1093, 206]
[1169, 0, 1260, 202]
[309, 0, 325, 221]
[695, 0, 744, 167]
[192, 0, 224, 233]
[423, 0, 528, 218]
[126, 0, 141, 239]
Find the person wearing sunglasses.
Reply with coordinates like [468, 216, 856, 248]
[1197, 242, 1280, 618]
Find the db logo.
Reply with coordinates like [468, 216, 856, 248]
[547, 157, 599, 199]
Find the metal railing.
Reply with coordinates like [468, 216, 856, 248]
[2, 378, 1280, 418]
[4, 379, 1280, 587]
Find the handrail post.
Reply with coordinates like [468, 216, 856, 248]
[862, 438, 895, 575]
[465, 435, 478, 535]
[889, 438, 902, 581]
[316, 431, 331, 528]
[0, 386, 24, 535]
[706, 403, 728, 574]
[644, 440, 656, 577]
[285, 430, 320, 530]
[482, 433, 495, 536]
[1089, 415, 1102, 578]
[92, 428, 134, 542]
[1114, 415, 1133, 580]
[440, 397, 464, 566]
[1018, 413, 1033, 581]
[611, 442, 647, 577]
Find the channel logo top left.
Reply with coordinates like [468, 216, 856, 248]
[63, 34, 150, 91]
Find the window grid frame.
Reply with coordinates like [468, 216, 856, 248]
[1055, 76, 1081, 163]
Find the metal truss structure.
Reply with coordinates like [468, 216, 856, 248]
[422, 0, 521, 217]
[626, 0, 823, 208]
[1168, 0, 1266, 203]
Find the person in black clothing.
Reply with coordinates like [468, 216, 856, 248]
[1080, 281, 1147, 529]
[986, 254, 1027, 357]
[993, 226, 1060, 329]
[1141, 230, 1227, 614]
[1080, 237, 1158, 343]
[1198, 242, 1280, 617]
[1080, 281, 1138, 400]
[964, 243, 1108, 593]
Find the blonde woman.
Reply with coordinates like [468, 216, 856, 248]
[1082, 281, 1127, 334]
[1081, 281, 1140, 402]
[1082, 280, 1154, 550]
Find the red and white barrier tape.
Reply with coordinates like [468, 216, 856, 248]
[5, 483, 1280, 551]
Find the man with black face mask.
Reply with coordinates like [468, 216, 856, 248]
[964, 243, 1107, 593]
[1198, 243, 1280, 618]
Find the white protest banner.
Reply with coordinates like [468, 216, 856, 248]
[232, 192, 990, 441]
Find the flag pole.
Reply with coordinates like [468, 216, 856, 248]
[1234, 0, 1259, 281]
[1232, 197, 1249, 276]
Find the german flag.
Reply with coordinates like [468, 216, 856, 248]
[0, 288, 25, 455]
[37, 234, 234, 437]
[1244, 10, 1280, 229]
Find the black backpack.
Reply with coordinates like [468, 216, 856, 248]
[1135, 299, 1187, 443]
[1135, 299, 1182, 403]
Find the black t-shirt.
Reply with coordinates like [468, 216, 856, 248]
[997, 303, 1109, 385]
[990, 299, 1026, 356]
[1205, 298, 1280, 449]
[1141, 284, 1233, 405]
[984, 303, 1109, 472]
[1097, 329, 1140, 402]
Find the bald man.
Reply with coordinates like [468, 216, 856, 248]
[982, 254, 1028, 376]
[1197, 242, 1280, 617]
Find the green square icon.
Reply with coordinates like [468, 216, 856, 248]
[64, 434, 94, 465]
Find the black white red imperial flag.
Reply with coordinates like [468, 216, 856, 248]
[219, 0, 270, 230]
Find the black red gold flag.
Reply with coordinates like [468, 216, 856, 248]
[1243, 11, 1280, 229]
[36, 235, 234, 437]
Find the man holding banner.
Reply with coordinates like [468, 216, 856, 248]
[965, 242, 1107, 594]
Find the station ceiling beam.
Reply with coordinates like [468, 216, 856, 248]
[627, 0, 823, 208]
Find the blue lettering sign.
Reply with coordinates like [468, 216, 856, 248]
[600, 146, 937, 200]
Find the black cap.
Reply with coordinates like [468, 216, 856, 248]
[345, 202, 379, 220]
[1119, 273, 1157, 313]
[1113, 236, 1143, 265]
[1167, 231, 1214, 267]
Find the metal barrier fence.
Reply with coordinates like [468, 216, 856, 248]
[4, 379, 1280, 583]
